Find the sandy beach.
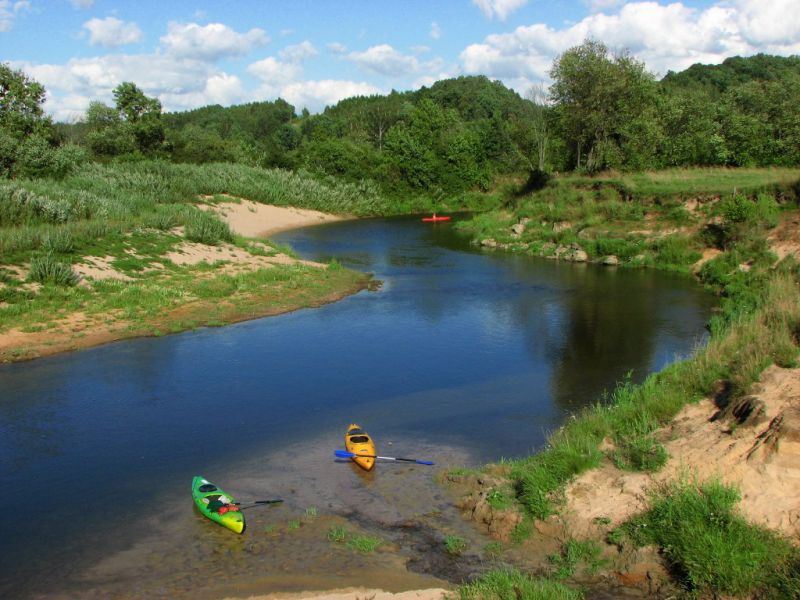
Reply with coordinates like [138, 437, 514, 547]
[202, 197, 348, 238]
[0, 202, 362, 362]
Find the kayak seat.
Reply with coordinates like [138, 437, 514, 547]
[348, 428, 366, 435]
[207, 497, 224, 513]
[349, 435, 370, 443]
[198, 484, 218, 493]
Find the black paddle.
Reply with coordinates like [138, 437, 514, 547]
[233, 499, 284, 510]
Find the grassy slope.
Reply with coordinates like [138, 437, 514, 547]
[0, 162, 382, 361]
[451, 167, 800, 599]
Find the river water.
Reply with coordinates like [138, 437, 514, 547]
[0, 215, 715, 598]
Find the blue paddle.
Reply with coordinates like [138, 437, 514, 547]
[334, 450, 434, 465]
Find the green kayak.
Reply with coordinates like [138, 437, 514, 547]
[191, 475, 245, 534]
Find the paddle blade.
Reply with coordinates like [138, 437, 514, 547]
[334, 450, 355, 458]
[416, 460, 435, 465]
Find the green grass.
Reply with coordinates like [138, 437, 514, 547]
[609, 434, 669, 472]
[547, 539, 607, 579]
[444, 534, 468, 556]
[327, 526, 382, 553]
[459, 568, 583, 600]
[486, 488, 514, 510]
[346, 534, 383, 553]
[483, 541, 503, 559]
[327, 526, 347, 543]
[613, 478, 800, 597]
[563, 167, 800, 199]
[458, 168, 798, 274]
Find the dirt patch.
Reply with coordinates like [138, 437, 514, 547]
[767, 212, 800, 262]
[691, 247, 722, 271]
[562, 364, 800, 539]
[74, 255, 133, 282]
[165, 240, 321, 274]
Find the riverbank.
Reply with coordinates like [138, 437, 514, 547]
[0, 202, 369, 362]
[447, 191, 800, 598]
[221, 588, 449, 600]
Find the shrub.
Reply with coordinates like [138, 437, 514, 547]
[41, 228, 74, 253]
[28, 253, 80, 286]
[183, 210, 233, 245]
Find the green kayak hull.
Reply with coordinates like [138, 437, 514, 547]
[191, 475, 245, 534]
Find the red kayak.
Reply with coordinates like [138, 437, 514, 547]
[421, 215, 451, 222]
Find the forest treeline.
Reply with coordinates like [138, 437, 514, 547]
[3, 40, 800, 197]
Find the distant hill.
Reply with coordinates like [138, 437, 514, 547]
[661, 53, 800, 93]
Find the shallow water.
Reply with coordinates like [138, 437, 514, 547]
[0, 215, 714, 598]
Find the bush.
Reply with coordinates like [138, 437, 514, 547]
[183, 210, 233, 245]
[28, 253, 80, 286]
[41, 228, 74, 253]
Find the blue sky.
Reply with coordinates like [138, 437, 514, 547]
[2, 0, 798, 120]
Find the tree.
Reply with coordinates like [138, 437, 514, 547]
[518, 83, 551, 171]
[113, 82, 164, 154]
[113, 81, 162, 123]
[1, 63, 52, 139]
[0, 64, 84, 178]
[84, 100, 135, 157]
[550, 40, 659, 171]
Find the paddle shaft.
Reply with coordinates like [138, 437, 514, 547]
[334, 450, 433, 465]
[233, 499, 284, 507]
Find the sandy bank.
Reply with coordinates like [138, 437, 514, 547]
[0, 202, 364, 362]
[563, 364, 800, 539]
[222, 588, 450, 600]
[203, 197, 348, 237]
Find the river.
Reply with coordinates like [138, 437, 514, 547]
[0, 215, 715, 598]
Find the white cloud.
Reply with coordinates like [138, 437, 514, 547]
[159, 73, 246, 111]
[13, 53, 230, 120]
[278, 79, 382, 113]
[733, 0, 800, 46]
[430, 22, 442, 40]
[247, 56, 302, 90]
[70, 0, 95, 8]
[279, 40, 318, 62]
[160, 22, 268, 61]
[460, 0, 800, 94]
[327, 42, 347, 54]
[83, 17, 143, 48]
[0, 0, 30, 32]
[347, 44, 419, 77]
[472, 0, 528, 21]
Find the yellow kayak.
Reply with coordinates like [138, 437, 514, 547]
[345, 423, 376, 471]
